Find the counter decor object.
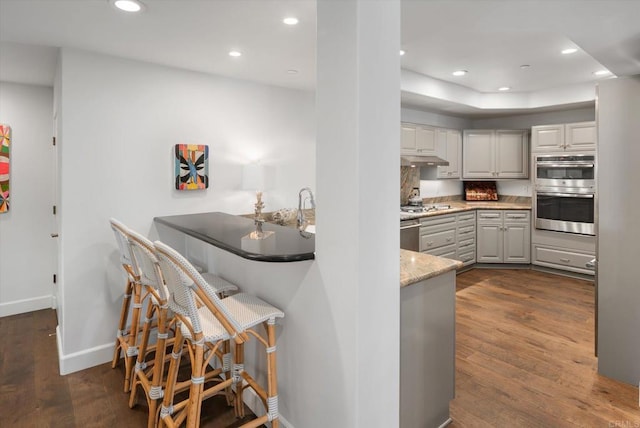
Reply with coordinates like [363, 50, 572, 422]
[174, 143, 209, 190]
[0, 124, 11, 213]
[241, 191, 276, 253]
[463, 181, 498, 201]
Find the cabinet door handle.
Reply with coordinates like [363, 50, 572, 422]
[446, 237, 453, 242]
[427, 242, 434, 247]
[585, 259, 596, 269]
[560, 258, 570, 263]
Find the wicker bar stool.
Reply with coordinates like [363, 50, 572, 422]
[109, 218, 145, 393]
[125, 229, 239, 428]
[153, 240, 284, 428]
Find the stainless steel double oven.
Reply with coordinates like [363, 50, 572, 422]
[534, 154, 595, 235]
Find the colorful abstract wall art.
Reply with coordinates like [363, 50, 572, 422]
[174, 144, 209, 190]
[0, 124, 11, 213]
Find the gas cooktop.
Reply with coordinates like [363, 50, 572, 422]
[401, 204, 451, 213]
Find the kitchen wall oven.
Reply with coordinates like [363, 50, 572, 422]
[534, 154, 595, 236]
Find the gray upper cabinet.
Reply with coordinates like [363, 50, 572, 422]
[436, 129, 462, 179]
[462, 129, 529, 179]
[401, 122, 436, 155]
[531, 121, 596, 153]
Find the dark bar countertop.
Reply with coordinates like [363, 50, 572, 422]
[154, 212, 315, 262]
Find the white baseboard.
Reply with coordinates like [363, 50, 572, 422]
[56, 325, 113, 375]
[242, 386, 294, 428]
[0, 294, 53, 317]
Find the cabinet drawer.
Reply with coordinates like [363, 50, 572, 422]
[457, 250, 476, 265]
[457, 224, 475, 237]
[458, 237, 475, 250]
[420, 214, 456, 229]
[424, 244, 457, 258]
[421, 229, 456, 251]
[457, 212, 476, 223]
[477, 210, 503, 221]
[504, 211, 530, 222]
[533, 245, 595, 272]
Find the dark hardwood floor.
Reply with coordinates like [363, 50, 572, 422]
[450, 268, 640, 427]
[2, 268, 639, 427]
[0, 309, 260, 428]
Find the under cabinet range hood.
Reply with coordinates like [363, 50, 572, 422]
[400, 155, 449, 167]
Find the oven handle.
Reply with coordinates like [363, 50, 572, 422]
[536, 192, 594, 198]
[535, 162, 595, 167]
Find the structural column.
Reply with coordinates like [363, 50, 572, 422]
[317, 1, 401, 426]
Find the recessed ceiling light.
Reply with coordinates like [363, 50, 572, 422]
[111, 0, 144, 12]
[287, 69, 299, 74]
[400, 50, 406, 56]
[593, 70, 611, 76]
[452, 70, 467, 76]
[498, 86, 511, 91]
[520, 64, 530, 69]
[283, 17, 299, 25]
[561, 48, 578, 55]
[229, 50, 242, 57]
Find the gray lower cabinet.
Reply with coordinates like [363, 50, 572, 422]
[456, 211, 476, 266]
[531, 228, 595, 275]
[420, 211, 476, 265]
[420, 214, 457, 256]
[477, 210, 530, 263]
[400, 271, 455, 428]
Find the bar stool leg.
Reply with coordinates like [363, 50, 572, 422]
[123, 281, 143, 392]
[159, 328, 184, 428]
[232, 341, 244, 419]
[182, 338, 201, 428]
[266, 319, 280, 428]
[148, 306, 169, 428]
[112, 276, 133, 369]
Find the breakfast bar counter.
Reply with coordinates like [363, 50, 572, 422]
[154, 212, 315, 262]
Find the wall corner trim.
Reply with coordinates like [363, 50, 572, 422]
[56, 325, 112, 375]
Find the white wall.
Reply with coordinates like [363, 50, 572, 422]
[56, 48, 315, 372]
[470, 106, 595, 129]
[0, 82, 55, 316]
[401, 106, 471, 130]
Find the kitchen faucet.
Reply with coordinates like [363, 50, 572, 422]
[297, 187, 316, 231]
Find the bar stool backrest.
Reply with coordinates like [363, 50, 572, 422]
[110, 218, 134, 267]
[153, 240, 245, 341]
[126, 228, 169, 302]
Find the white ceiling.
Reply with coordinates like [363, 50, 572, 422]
[1, 0, 639, 117]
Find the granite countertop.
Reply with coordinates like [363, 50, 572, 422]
[400, 249, 463, 287]
[154, 212, 315, 262]
[400, 199, 531, 220]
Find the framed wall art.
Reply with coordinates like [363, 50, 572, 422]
[174, 144, 209, 190]
[0, 124, 11, 213]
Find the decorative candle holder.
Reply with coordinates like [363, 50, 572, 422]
[241, 191, 275, 253]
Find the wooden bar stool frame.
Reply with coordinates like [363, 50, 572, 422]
[153, 240, 284, 428]
[154, 241, 242, 428]
[125, 229, 176, 428]
[109, 218, 145, 393]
